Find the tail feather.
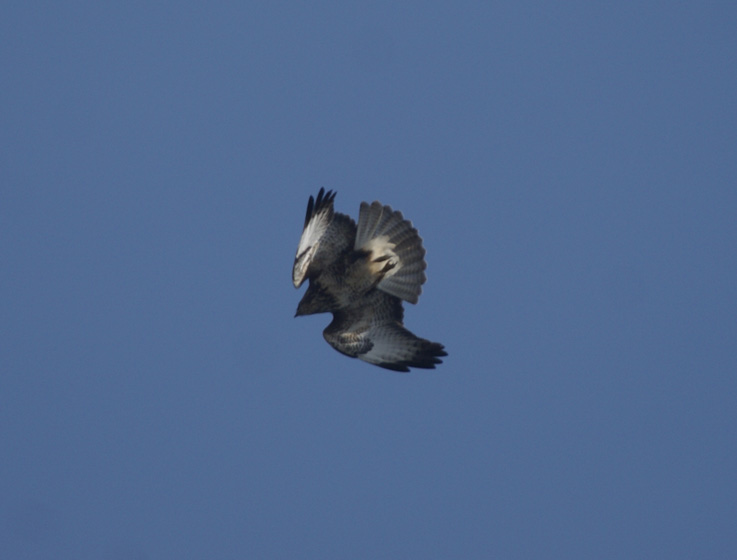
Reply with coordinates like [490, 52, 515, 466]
[355, 201, 428, 304]
[356, 202, 403, 244]
[383, 222, 416, 245]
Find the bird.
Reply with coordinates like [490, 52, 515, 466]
[292, 188, 446, 372]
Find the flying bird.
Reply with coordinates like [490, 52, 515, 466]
[293, 188, 446, 372]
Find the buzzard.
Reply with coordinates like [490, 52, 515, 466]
[293, 188, 446, 371]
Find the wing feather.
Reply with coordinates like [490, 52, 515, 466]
[323, 291, 446, 372]
[293, 188, 356, 287]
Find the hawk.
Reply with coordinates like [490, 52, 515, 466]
[293, 188, 447, 372]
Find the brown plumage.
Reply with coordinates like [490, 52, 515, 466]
[293, 188, 446, 372]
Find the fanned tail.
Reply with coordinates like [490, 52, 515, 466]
[355, 201, 427, 304]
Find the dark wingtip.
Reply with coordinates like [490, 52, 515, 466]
[304, 194, 315, 228]
[410, 342, 447, 370]
[377, 362, 411, 373]
[304, 187, 336, 228]
[377, 342, 447, 372]
[315, 187, 336, 210]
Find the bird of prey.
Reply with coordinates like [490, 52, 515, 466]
[293, 188, 446, 372]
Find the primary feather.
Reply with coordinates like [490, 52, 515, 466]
[292, 188, 354, 288]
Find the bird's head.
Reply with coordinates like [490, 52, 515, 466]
[295, 281, 335, 317]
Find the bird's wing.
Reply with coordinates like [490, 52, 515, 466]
[293, 188, 355, 287]
[323, 292, 446, 372]
[354, 201, 427, 304]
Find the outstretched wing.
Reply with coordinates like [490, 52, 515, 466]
[293, 188, 356, 288]
[323, 291, 446, 372]
[354, 201, 427, 304]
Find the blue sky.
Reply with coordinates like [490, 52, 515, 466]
[2, 2, 736, 558]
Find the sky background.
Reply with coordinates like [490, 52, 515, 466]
[2, 2, 736, 559]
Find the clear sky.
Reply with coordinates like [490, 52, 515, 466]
[2, 2, 736, 559]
